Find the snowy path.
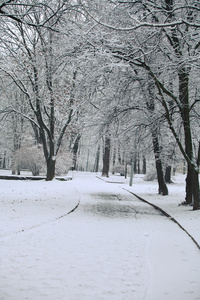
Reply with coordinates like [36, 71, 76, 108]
[0, 172, 200, 300]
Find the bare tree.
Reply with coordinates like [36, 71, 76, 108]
[82, 0, 200, 209]
[0, 1, 83, 180]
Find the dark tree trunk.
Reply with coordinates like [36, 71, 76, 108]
[178, 70, 199, 208]
[134, 154, 137, 173]
[94, 144, 100, 173]
[192, 169, 200, 210]
[146, 75, 168, 195]
[165, 165, 172, 183]
[118, 143, 121, 164]
[102, 136, 110, 177]
[155, 159, 168, 195]
[86, 149, 90, 172]
[173, 167, 176, 176]
[3, 151, 6, 169]
[183, 160, 186, 174]
[137, 153, 140, 174]
[185, 165, 193, 204]
[185, 165, 200, 209]
[72, 134, 81, 171]
[112, 147, 116, 174]
[152, 131, 168, 195]
[178, 70, 194, 204]
[142, 155, 146, 174]
[31, 123, 42, 144]
[46, 157, 56, 181]
[124, 162, 128, 179]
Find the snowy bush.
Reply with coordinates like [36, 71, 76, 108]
[55, 152, 73, 176]
[13, 145, 45, 176]
[143, 170, 157, 181]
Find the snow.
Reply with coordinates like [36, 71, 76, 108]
[0, 171, 200, 300]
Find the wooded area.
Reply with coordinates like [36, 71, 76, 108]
[0, 0, 199, 209]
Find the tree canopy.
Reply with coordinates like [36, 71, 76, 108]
[0, 0, 200, 209]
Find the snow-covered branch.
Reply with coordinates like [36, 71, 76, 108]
[81, 2, 200, 32]
[0, 105, 40, 128]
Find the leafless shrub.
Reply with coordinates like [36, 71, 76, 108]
[13, 145, 45, 176]
[55, 152, 73, 176]
[144, 170, 157, 181]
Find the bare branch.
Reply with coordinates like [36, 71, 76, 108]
[80, 2, 200, 32]
[0, 105, 39, 128]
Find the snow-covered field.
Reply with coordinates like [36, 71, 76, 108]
[0, 171, 200, 300]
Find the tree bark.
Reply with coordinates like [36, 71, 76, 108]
[112, 146, 116, 174]
[72, 134, 81, 171]
[124, 162, 128, 179]
[134, 154, 137, 173]
[46, 157, 56, 181]
[165, 165, 172, 184]
[142, 155, 146, 174]
[137, 153, 140, 174]
[178, 70, 193, 204]
[94, 144, 100, 173]
[146, 75, 168, 195]
[152, 131, 168, 195]
[102, 136, 110, 177]
[192, 168, 200, 210]
[178, 70, 199, 208]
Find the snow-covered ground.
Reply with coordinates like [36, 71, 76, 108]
[0, 171, 200, 300]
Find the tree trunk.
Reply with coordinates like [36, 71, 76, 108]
[3, 151, 6, 169]
[155, 158, 168, 195]
[177, 70, 200, 208]
[137, 153, 140, 174]
[178, 70, 194, 204]
[192, 169, 200, 210]
[165, 165, 172, 183]
[86, 149, 90, 172]
[146, 75, 168, 195]
[124, 162, 128, 179]
[134, 153, 137, 173]
[94, 144, 100, 173]
[46, 157, 56, 181]
[118, 143, 121, 164]
[112, 146, 116, 174]
[152, 131, 168, 195]
[72, 134, 81, 171]
[185, 165, 193, 204]
[142, 155, 146, 174]
[102, 136, 110, 177]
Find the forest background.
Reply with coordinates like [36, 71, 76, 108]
[0, 0, 200, 210]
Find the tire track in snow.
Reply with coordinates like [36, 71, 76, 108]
[96, 176, 200, 251]
[122, 187, 200, 251]
[0, 196, 80, 238]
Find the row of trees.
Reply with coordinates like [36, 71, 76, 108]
[0, 1, 199, 209]
[78, 0, 200, 210]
